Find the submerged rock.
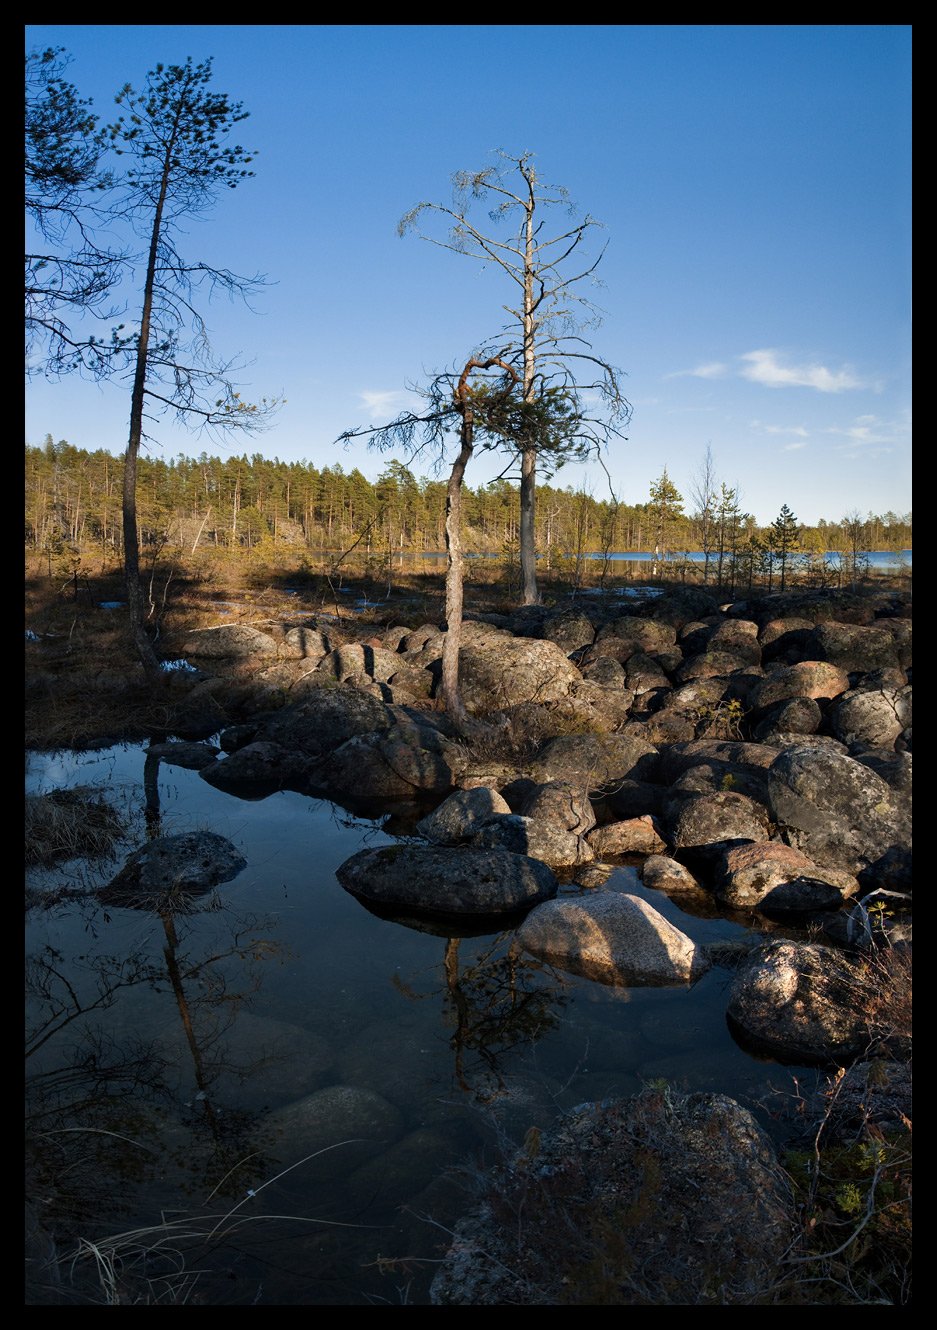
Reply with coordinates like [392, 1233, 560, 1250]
[267, 1084, 405, 1180]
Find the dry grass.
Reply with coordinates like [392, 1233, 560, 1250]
[25, 788, 125, 867]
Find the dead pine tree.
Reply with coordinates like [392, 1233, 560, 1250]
[400, 151, 631, 606]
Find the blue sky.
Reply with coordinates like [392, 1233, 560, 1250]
[25, 25, 911, 526]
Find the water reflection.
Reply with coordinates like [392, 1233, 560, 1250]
[26, 878, 290, 1303]
[25, 740, 816, 1304]
[441, 936, 568, 1102]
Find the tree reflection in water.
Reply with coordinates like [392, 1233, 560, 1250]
[440, 934, 569, 1103]
[25, 882, 287, 1303]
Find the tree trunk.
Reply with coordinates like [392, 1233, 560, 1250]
[520, 446, 538, 605]
[520, 183, 539, 605]
[441, 415, 473, 732]
[442, 355, 519, 731]
[123, 115, 182, 677]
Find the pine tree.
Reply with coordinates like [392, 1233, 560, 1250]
[648, 467, 684, 563]
[771, 503, 800, 591]
[25, 47, 123, 375]
[106, 58, 278, 669]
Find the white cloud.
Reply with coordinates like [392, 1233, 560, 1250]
[781, 441, 807, 451]
[358, 389, 414, 419]
[750, 419, 809, 437]
[825, 414, 909, 447]
[665, 361, 730, 381]
[740, 348, 867, 393]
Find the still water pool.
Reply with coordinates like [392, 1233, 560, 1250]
[26, 743, 815, 1305]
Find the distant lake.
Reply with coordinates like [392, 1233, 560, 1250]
[398, 549, 913, 570]
[589, 550, 913, 570]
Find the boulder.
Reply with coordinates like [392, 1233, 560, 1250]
[261, 687, 391, 760]
[101, 832, 246, 906]
[430, 1089, 792, 1306]
[714, 841, 859, 912]
[641, 854, 704, 895]
[385, 662, 435, 699]
[767, 745, 911, 876]
[317, 724, 463, 800]
[704, 618, 762, 664]
[283, 626, 332, 660]
[564, 680, 635, 731]
[852, 749, 912, 798]
[624, 651, 673, 694]
[416, 787, 512, 843]
[880, 617, 912, 670]
[587, 816, 667, 858]
[663, 762, 770, 816]
[765, 733, 848, 756]
[806, 622, 902, 674]
[459, 639, 582, 712]
[336, 845, 558, 918]
[727, 941, 869, 1064]
[517, 891, 709, 986]
[316, 642, 415, 685]
[657, 741, 778, 785]
[529, 733, 660, 791]
[759, 617, 816, 663]
[146, 740, 219, 770]
[675, 651, 756, 683]
[595, 616, 677, 655]
[200, 740, 310, 793]
[752, 660, 851, 711]
[180, 624, 279, 659]
[252, 659, 326, 694]
[470, 814, 594, 870]
[539, 611, 596, 654]
[668, 791, 772, 866]
[400, 623, 444, 653]
[622, 709, 696, 745]
[520, 781, 596, 834]
[648, 587, 721, 626]
[667, 676, 731, 714]
[829, 686, 911, 750]
[752, 695, 821, 743]
[580, 655, 626, 687]
[603, 779, 666, 821]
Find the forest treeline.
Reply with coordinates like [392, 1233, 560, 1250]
[26, 438, 912, 568]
